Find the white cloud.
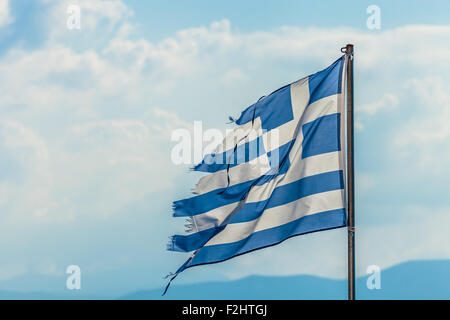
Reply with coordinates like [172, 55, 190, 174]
[393, 76, 450, 172]
[358, 205, 450, 273]
[2, 13, 450, 286]
[0, 0, 13, 27]
[151, 108, 193, 134]
[79, 0, 132, 28]
[356, 172, 377, 193]
[0, 264, 27, 281]
[42, 0, 133, 46]
[219, 68, 247, 85]
[1, 120, 48, 160]
[357, 93, 399, 116]
[36, 261, 64, 276]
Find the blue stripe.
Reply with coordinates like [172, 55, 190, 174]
[175, 140, 295, 217]
[230, 170, 343, 223]
[194, 136, 266, 173]
[266, 139, 293, 171]
[194, 128, 294, 174]
[234, 104, 255, 126]
[174, 157, 341, 218]
[236, 85, 293, 131]
[173, 179, 255, 217]
[170, 170, 343, 251]
[186, 208, 346, 269]
[168, 226, 225, 252]
[253, 150, 291, 186]
[308, 56, 344, 105]
[302, 113, 341, 159]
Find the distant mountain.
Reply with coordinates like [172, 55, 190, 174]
[0, 260, 449, 299]
[121, 260, 450, 300]
[123, 275, 345, 300]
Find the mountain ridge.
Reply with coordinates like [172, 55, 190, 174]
[121, 259, 450, 300]
[0, 260, 449, 299]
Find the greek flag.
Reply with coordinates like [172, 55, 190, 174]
[165, 55, 348, 292]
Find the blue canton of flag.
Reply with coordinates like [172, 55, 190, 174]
[165, 55, 348, 293]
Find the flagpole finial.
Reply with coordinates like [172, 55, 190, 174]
[341, 44, 354, 54]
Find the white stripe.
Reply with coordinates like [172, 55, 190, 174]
[193, 153, 272, 195]
[191, 151, 341, 232]
[246, 151, 341, 202]
[212, 118, 263, 154]
[206, 189, 345, 246]
[339, 56, 348, 217]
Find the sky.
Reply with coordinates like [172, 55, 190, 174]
[1, 0, 450, 298]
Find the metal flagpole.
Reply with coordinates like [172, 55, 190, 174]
[344, 43, 355, 300]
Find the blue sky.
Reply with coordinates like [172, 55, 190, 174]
[1, 0, 450, 298]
